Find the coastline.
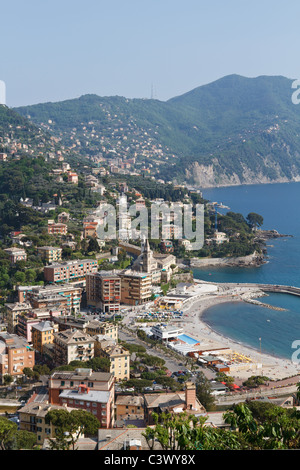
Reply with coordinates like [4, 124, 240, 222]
[181, 293, 300, 383]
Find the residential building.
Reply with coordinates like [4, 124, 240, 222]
[4, 302, 32, 334]
[59, 385, 113, 428]
[144, 382, 205, 425]
[19, 402, 78, 445]
[49, 368, 114, 401]
[17, 309, 60, 342]
[0, 333, 35, 383]
[47, 221, 67, 235]
[48, 368, 115, 427]
[53, 329, 95, 366]
[120, 270, 152, 305]
[37, 246, 62, 263]
[26, 284, 82, 313]
[57, 212, 70, 223]
[115, 395, 144, 423]
[95, 343, 130, 382]
[86, 271, 121, 313]
[67, 171, 78, 184]
[44, 259, 98, 284]
[54, 315, 88, 332]
[31, 321, 59, 354]
[161, 240, 174, 253]
[83, 222, 98, 239]
[85, 320, 118, 341]
[4, 247, 27, 264]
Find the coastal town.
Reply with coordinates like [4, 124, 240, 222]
[0, 143, 300, 451]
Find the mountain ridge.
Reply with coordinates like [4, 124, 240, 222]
[13, 74, 300, 187]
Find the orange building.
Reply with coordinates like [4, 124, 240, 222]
[47, 221, 67, 235]
[0, 333, 35, 383]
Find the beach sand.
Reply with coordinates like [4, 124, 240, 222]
[181, 292, 300, 383]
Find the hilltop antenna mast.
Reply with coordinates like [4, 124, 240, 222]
[151, 83, 154, 100]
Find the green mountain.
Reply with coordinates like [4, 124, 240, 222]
[0, 104, 69, 159]
[14, 74, 300, 187]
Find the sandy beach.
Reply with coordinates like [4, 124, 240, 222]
[181, 290, 300, 383]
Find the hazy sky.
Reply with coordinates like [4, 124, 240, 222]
[2, 0, 300, 107]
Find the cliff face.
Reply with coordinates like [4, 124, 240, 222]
[186, 159, 300, 188]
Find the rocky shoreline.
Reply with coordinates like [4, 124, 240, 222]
[189, 251, 265, 268]
[188, 230, 292, 268]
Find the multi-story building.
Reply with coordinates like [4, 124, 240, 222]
[47, 221, 67, 235]
[86, 271, 121, 313]
[67, 171, 78, 184]
[23, 284, 82, 313]
[37, 246, 62, 263]
[83, 221, 98, 239]
[115, 395, 144, 423]
[53, 329, 95, 366]
[57, 212, 70, 223]
[19, 402, 77, 445]
[17, 309, 60, 342]
[95, 343, 130, 382]
[144, 382, 205, 425]
[120, 270, 152, 305]
[31, 321, 59, 354]
[85, 320, 118, 341]
[48, 368, 115, 428]
[59, 385, 113, 428]
[44, 259, 98, 284]
[0, 333, 35, 383]
[161, 240, 174, 253]
[4, 302, 32, 334]
[4, 247, 27, 264]
[54, 316, 88, 332]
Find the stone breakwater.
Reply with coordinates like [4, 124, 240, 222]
[243, 298, 287, 311]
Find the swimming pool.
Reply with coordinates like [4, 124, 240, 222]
[178, 334, 199, 345]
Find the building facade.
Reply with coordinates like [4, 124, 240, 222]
[120, 270, 152, 305]
[37, 246, 62, 263]
[53, 329, 95, 366]
[44, 259, 98, 284]
[0, 333, 35, 383]
[31, 321, 59, 354]
[86, 271, 121, 313]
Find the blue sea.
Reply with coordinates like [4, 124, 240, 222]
[194, 181, 300, 360]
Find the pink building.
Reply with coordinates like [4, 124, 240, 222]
[4, 248, 27, 264]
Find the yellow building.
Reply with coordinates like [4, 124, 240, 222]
[115, 395, 144, 422]
[31, 321, 58, 354]
[19, 402, 79, 446]
[37, 246, 62, 263]
[96, 344, 130, 382]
